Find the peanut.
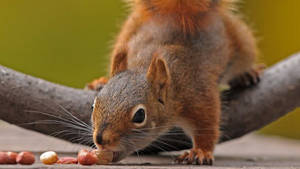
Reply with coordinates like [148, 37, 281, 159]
[40, 151, 58, 165]
[16, 152, 35, 165]
[0, 152, 9, 164]
[92, 150, 113, 165]
[0, 152, 18, 164]
[57, 157, 78, 164]
[6, 152, 18, 164]
[77, 149, 98, 165]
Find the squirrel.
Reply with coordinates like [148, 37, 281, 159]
[88, 0, 262, 165]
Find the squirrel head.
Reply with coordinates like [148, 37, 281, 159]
[92, 55, 174, 161]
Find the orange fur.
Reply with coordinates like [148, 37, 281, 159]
[138, 0, 210, 34]
[132, 0, 238, 34]
[86, 77, 108, 90]
[111, 52, 128, 76]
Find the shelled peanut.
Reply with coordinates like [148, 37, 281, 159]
[78, 149, 113, 165]
[16, 152, 35, 165]
[57, 157, 78, 164]
[40, 151, 58, 165]
[0, 151, 35, 165]
[1, 149, 113, 166]
[77, 149, 98, 165]
[92, 150, 113, 165]
[0, 152, 18, 164]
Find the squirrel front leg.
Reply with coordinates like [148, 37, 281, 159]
[220, 13, 264, 88]
[176, 90, 220, 165]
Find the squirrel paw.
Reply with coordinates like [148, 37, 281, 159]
[175, 149, 214, 165]
[229, 64, 265, 89]
[85, 77, 108, 91]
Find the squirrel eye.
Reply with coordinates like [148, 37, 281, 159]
[131, 105, 147, 126]
[132, 109, 145, 123]
[91, 103, 95, 110]
[91, 98, 97, 110]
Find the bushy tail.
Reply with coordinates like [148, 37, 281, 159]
[124, 0, 239, 34]
[125, 0, 238, 12]
[219, 0, 239, 11]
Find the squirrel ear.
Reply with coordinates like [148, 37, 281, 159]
[147, 55, 170, 103]
[110, 52, 128, 77]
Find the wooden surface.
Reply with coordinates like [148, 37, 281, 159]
[1, 121, 300, 169]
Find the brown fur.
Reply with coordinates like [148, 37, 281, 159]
[86, 77, 108, 91]
[91, 0, 259, 165]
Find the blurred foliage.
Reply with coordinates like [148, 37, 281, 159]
[0, 0, 127, 87]
[240, 0, 300, 140]
[0, 0, 299, 139]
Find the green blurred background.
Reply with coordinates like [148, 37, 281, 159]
[0, 0, 299, 139]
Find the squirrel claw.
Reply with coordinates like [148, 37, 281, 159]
[175, 149, 214, 165]
[229, 64, 265, 89]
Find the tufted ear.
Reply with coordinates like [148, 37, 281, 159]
[110, 52, 128, 77]
[147, 55, 170, 104]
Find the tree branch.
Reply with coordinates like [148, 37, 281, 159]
[0, 53, 299, 152]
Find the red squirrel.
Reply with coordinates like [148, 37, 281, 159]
[88, 0, 261, 165]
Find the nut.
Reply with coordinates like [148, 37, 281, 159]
[57, 157, 78, 164]
[6, 152, 18, 164]
[77, 149, 98, 165]
[0, 152, 18, 164]
[16, 152, 35, 165]
[40, 151, 58, 165]
[0, 152, 9, 164]
[92, 150, 113, 165]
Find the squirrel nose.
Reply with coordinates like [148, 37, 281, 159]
[96, 133, 103, 145]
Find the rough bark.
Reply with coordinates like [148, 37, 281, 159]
[0, 53, 299, 152]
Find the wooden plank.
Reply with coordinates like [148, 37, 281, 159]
[1, 122, 300, 168]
